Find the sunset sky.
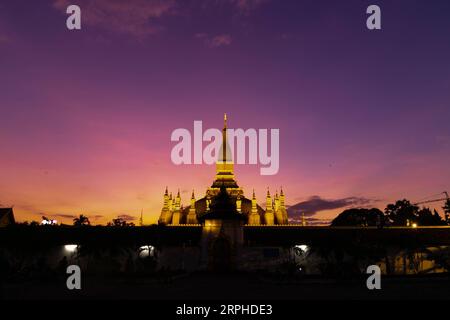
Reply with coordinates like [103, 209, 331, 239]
[1, 0, 450, 225]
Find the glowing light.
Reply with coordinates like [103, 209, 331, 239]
[41, 219, 57, 225]
[412, 223, 418, 228]
[65, 244, 78, 252]
[295, 245, 309, 252]
[139, 245, 155, 258]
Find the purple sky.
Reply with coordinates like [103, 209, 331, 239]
[1, 0, 450, 224]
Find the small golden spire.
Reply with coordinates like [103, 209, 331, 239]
[165, 186, 168, 195]
[224, 113, 227, 129]
[191, 189, 195, 199]
[252, 189, 256, 199]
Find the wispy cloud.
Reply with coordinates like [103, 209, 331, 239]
[199, 0, 268, 14]
[53, 0, 177, 38]
[52, 0, 268, 40]
[117, 214, 136, 221]
[0, 25, 9, 43]
[91, 215, 105, 220]
[209, 34, 232, 47]
[228, 0, 269, 14]
[44, 213, 104, 221]
[289, 216, 332, 226]
[195, 33, 232, 48]
[287, 195, 379, 218]
[52, 213, 77, 219]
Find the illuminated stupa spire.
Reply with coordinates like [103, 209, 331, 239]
[264, 187, 275, 225]
[159, 187, 173, 225]
[212, 113, 238, 189]
[218, 113, 232, 163]
[248, 189, 261, 225]
[158, 114, 291, 226]
[171, 189, 182, 225]
[275, 186, 289, 225]
[187, 189, 198, 224]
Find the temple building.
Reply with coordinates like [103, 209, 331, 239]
[158, 114, 289, 226]
[155, 114, 291, 271]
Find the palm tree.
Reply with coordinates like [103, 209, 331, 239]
[73, 214, 90, 227]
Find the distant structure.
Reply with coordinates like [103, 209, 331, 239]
[0, 208, 16, 227]
[139, 209, 144, 226]
[158, 114, 289, 226]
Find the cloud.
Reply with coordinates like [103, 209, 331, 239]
[136, 193, 149, 201]
[117, 214, 136, 221]
[0, 25, 9, 44]
[196, 33, 232, 48]
[52, 0, 267, 40]
[289, 217, 332, 226]
[209, 34, 232, 47]
[53, 0, 177, 38]
[52, 213, 77, 219]
[194, 0, 268, 15]
[194, 33, 208, 39]
[227, 0, 269, 14]
[287, 195, 378, 218]
[221, 0, 269, 15]
[47, 213, 104, 220]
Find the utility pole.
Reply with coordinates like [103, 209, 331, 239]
[414, 191, 449, 223]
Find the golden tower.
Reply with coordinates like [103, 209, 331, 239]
[210, 113, 242, 197]
[159, 187, 173, 224]
[158, 114, 290, 226]
[187, 190, 198, 224]
[172, 189, 182, 225]
[264, 188, 275, 225]
[248, 190, 261, 225]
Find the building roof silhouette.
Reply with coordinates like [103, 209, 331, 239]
[0, 208, 15, 227]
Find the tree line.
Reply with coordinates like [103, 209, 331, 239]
[18, 215, 136, 227]
[331, 198, 450, 227]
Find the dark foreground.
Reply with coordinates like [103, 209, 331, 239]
[2, 272, 450, 300]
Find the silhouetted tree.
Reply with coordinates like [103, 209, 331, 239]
[73, 214, 90, 227]
[417, 208, 446, 226]
[443, 199, 450, 223]
[384, 199, 419, 226]
[385, 199, 446, 226]
[331, 208, 386, 227]
[107, 217, 135, 227]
